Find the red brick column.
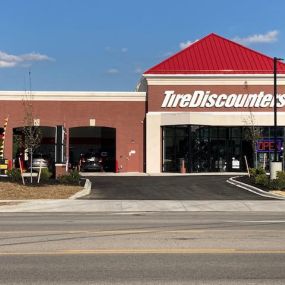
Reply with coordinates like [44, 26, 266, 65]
[4, 126, 13, 163]
[55, 163, 68, 178]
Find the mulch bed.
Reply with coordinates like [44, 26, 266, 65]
[235, 175, 277, 192]
[235, 176, 285, 198]
[0, 180, 82, 200]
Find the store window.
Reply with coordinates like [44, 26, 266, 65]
[162, 125, 285, 173]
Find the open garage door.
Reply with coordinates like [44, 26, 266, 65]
[69, 127, 116, 172]
[13, 126, 56, 170]
[0, 128, 3, 150]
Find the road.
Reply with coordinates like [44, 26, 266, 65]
[0, 212, 285, 284]
[84, 175, 271, 200]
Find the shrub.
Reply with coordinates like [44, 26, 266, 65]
[269, 179, 281, 190]
[7, 168, 21, 182]
[39, 168, 52, 184]
[255, 173, 269, 187]
[58, 170, 81, 185]
[249, 167, 266, 178]
[249, 168, 257, 178]
[269, 171, 285, 190]
[276, 171, 285, 184]
[256, 167, 266, 175]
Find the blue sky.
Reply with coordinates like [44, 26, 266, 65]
[0, 0, 285, 91]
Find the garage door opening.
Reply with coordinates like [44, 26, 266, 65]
[69, 127, 116, 172]
[0, 127, 4, 157]
[13, 126, 56, 170]
[0, 128, 3, 145]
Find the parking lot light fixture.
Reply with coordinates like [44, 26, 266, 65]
[273, 57, 284, 162]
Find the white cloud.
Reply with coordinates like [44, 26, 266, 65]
[0, 61, 17, 68]
[20, 52, 51, 61]
[0, 51, 53, 68]
[232, 30, 279, 45]
[179, 41, 192, 50]
[179, 39, 198, 50]
[107, 68, 119, 74]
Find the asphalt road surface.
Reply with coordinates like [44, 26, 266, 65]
[0, 212, 285, 284]
[83, 175, 271, 200]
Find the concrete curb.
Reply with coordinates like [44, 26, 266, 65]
[82, 172, 248, 177]
[227, 176, 285, 200]
[68, 179, 92, 200]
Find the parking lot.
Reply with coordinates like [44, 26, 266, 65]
[82, 175, 271, 200]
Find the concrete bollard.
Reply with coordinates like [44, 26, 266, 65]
[270, 161, 282, 180]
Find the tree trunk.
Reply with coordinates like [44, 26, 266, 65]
[30, 149, 33, 184]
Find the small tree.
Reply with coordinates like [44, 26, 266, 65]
[243, 112, 261, 168]
[17, 94, 42, 183]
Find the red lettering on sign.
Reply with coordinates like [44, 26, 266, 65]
[269, 142, 275, 151]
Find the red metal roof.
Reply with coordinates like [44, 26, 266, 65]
[144, 33, 285, 74]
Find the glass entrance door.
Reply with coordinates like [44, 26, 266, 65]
[210, 139, 227, 172]
[162, 126, 188, 172]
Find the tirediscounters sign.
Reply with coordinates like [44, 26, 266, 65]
[161, 90, 285, 108]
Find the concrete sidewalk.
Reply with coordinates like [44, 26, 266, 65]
[1, 199, 285, 212]
[81, 172, 248, 176]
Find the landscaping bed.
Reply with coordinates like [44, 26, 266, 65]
[0, 180, 82, 200]
[234, 168, 285, 197]
[235, 175, 270, 192]
[0, 169, 84, 200]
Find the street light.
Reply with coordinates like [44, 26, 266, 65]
[270, 57, 284, 179]
[273, 57, 284, 162]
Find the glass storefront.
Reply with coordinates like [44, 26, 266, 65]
[162, 125, 285, 173]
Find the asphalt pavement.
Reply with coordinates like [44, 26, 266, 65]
[1, 254, 285, 284]
[83, 175, 271, 200]
[1, 212, 285, 284]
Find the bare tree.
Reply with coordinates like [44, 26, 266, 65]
[17, 90, 42, 183]
[243, 111, 261, 168]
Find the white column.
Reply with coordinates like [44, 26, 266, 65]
[146, 113, 161, 173]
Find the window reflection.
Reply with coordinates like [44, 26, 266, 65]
[162, 125, 285, 173]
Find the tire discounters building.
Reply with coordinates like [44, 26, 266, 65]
[1, 33, 285, 174]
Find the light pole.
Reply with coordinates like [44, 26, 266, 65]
[270, 57, 284, 179]
[273, 57, 284, 162]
